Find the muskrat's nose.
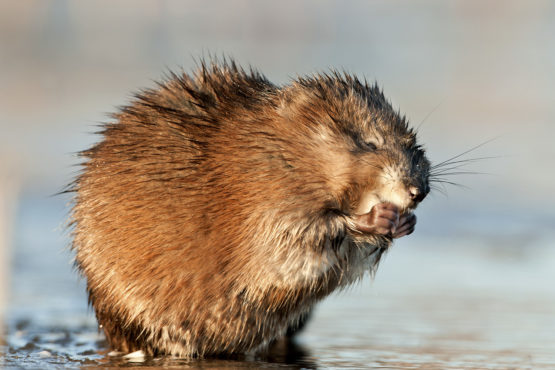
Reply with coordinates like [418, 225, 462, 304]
[408, 186, 426, 203]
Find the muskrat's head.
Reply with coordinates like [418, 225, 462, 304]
[277, 72, 430, 218]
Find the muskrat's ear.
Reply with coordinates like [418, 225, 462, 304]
[401, 131, 417, 148]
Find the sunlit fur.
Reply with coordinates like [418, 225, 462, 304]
[69, 59, 430, 358]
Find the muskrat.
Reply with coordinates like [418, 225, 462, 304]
[69, 59, 430, 358]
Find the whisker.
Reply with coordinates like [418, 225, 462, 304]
[430, 163, 486, 174]
[430, 171, 489, 177]
[431, 138, 499, 170]
[429, 179, 470, 189]
[431, 155, 500, 170]
[430, 184, 448, 197]
[416, 101, 443, 131]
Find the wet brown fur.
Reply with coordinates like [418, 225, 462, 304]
[69, 59, 430, 357]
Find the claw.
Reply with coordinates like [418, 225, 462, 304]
[351, 203, 417, 239]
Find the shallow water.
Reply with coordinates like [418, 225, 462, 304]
[2, 195, 555, 369]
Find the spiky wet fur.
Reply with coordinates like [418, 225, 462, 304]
[70, 59, 429, 357]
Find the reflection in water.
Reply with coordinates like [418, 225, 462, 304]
[2, 316, 316, 369]
[263, 337, 316, 368]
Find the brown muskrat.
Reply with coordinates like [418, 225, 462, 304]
[69, 59, 430, 358]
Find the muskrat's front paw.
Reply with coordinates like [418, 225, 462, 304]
[352, 202, 400, 236]
[393, 212, 416, 239]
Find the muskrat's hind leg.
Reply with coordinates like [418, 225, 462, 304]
[263, 310, 314, 364]
[286, 309, 313, 338]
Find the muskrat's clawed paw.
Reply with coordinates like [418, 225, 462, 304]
[352, 202, 400, 236]
[352, 203, 417, 239]
[392, 212, 416, 239]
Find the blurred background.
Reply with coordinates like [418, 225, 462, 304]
[1, 1, 554, 368]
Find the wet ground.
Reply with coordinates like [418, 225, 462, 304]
[2, 195, 555, 369]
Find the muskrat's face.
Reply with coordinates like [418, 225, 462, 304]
[345, 116, 431, 216]
[280, 75, 430, 217]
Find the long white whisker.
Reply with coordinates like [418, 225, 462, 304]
[431, 138, 498, 170]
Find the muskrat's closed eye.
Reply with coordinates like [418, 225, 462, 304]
[362, 141, 378, 151]
[352, 138, 378, 152]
